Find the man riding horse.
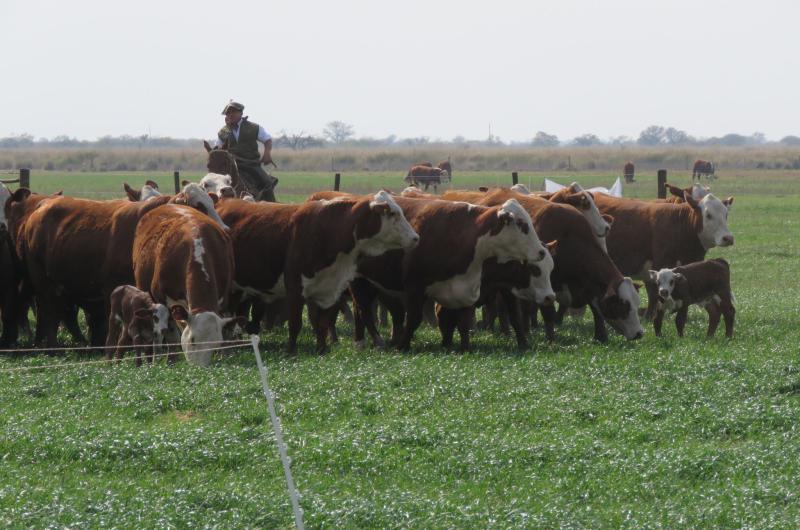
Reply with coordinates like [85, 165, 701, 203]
[214, 100, 278, 201]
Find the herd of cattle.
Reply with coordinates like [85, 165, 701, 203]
[0, 172, 736, 367]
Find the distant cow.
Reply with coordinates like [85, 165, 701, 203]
[649, 258, 735, 338]
[133, 203, 238, 366]
[623, 161, 635, 183]
[106, 285, 177, 366]
[405, 165, 449, 192]
[693, 160, 716, 181]
[437, 159, 452, 178]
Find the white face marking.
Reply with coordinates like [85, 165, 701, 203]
[653, 268, 678, 301]
[511, 250, 556, 304]
[192, 237, 210, 281]
[692, 184, 711, 201]
[199, 173, 233, 196]
[578, 191, 611, 240]
[0, 182, 10, 231]
[182, 183, 229, 231]
[698, 194, 733, 249]
[152, 304, 170, 339]
[608, 278, 644, 340]
[181, 311, 225, 367]
[510, 183, 531, 194]
[140, 185, 162, 201]
[366, 191, 419, 254]
[493, 199, 546, 263]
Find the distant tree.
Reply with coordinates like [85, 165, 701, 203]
[609, 135, 634, 145]
[532, 131, 559, 147]
[718, 133, 748, 146]
[323, 121, 355, 144]
[571, 133, 603, 146]
[637, 125, 666, 145]
[664, 127, 693, 145]
[750, 132, 766, 144]
[780, 135, 800, 145]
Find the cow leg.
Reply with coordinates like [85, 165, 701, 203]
[86, 303, 108, 350]
[675, 306, 689, 337]
[436, 305, 457, 348]
[555, 303, 568, 326]
[36, 295, 61, 350]
[0, 289, 19, 348]
[381, 295, 406, 346]
[338, 296, 354, 324]
[705, 302, 721, 337]
[61, 305, 86, 344]
[422, 298, 437, 327]
[588, 302, 609, 343]
[720, 296, 735, 338]
[455, 307, 474, 351]
[349, 279, 385, 348]
[313, 304, 336, 355]
[496, 296, 511, 335]
[499, 290, 528, 349]
[399, 288, 425, 351]
[285, 289, 304, 355]
[325, 302, 340, 344]
[540, 303, 557, 342]
[477, 295, 498, 332]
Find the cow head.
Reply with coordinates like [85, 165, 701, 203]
[510, 183, 531, 194]
[685, 191, 734, 248]
[132, 303, 171, 345]
[511, 240, 557, 304]
[648, 268, 687, 305]
[560, 184, 611, 240]
[123, 180, 162, 202]
[599, 277, 644, 340]
[199, 172, 235, 198]
[173, 183, 229, 231]
[0, 182, 11, 233]
[357, 191, 419, 255]
[491, 199, 547, 263]
[169, 305, 241, 367]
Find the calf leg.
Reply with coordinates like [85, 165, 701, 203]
[115, 332, 132, 364]
[653, 308, 666, 337]
[105, 312, 122, 361]
[720, 295, 735, 338]
[706, 302, 722, 337]
[675, 306, 689, 337]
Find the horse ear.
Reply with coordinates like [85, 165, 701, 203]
[203, 140, 213, 153]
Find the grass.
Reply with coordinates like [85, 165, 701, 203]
[1, 171, 799, 527]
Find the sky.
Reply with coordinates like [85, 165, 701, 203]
[2, 0, 799, 143]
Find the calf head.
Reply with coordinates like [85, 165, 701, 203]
[685, 191, 734, 248]
[490, 199, 547, 263]
[599, 277, 644, 340]
[511, 240, 557, 304]
[648, 268, 688, 305]
[132, 303, 171, 344]
[173, 183, 229, 231]
[356, 191, 419, 255]
[170, 305, 241, 367]
[199, 173, 235, 198]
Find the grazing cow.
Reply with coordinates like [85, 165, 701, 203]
[106, 285, 178, 366]
[437, 159, 453, 179]
[623, 161, 635, 183]
[133, 204, 238, 366]
[123, 180, 161, 201]
[442, 188, 644, 342]
[405, 165, 449, 192]
[285, 191, 419, 354]
[593, 190, 734, 319]
[414, 161, 433, 167]
[693, 159, 716, 181]
[343, 195, 549, 351]
[649, 258, 735, 338]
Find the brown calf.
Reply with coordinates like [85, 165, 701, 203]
[106, 285, 177, 366]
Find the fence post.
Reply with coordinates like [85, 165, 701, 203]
[657, 169, 667, 199]
[19, 168, 30, 188]
[511, 171, 518, 185]
[334, 173, 341, 191]
[173, 171, 180, 193]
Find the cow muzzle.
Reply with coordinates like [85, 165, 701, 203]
[720, 235, 734, 247]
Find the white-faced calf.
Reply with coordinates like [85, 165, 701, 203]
[649, 258, 735, 338]
[106, 285, 176, 366]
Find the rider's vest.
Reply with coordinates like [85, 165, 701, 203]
[218, 119, 261, 163]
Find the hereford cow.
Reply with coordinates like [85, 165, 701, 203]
[623, 161, 635, 183]
[106, 285, 178, 366]
[405, 165, 449, 192]
[133, 204, 238, 366]
[442, 188, 644, 342]
[692, 160, 716, 181]
[649, 258, 735, 338]
[593, 190, 734, 319]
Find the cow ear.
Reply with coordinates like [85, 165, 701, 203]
[568, 182, 582, 192]
[11, 188, 31, 202]
[683, 190, 699, 209]
[170, 305, 189, 322]
[723, 196, 734, 210]
[546, 239, 558, 258]
[602, 213, 614, 225]
[207, 192, 220, 205]
[220, 187, 235, 199]
[134, 308, 152, 320]
[648, 270, 658, 282]
[123, 183, 141, 202]
[203, 140, 213, 153]
[478, 186, 489, 192]
[181, 179, 191, 187]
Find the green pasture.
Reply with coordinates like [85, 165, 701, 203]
[1, 171, 799, 528]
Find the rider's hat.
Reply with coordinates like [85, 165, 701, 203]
[221, 100, 245, 115]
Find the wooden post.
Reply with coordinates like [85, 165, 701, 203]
[334, 173, 341, 191]
[174, 171, 180, 193]
[511, 171, 519, 185]
[19, 168, 30, 188]
[657, 169, 667, 199]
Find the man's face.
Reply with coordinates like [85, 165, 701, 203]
[224, 109, 243, 127]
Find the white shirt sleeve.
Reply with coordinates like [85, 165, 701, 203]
[257, 125, 272, 142]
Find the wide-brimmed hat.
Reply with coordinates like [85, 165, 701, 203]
[221, 100, 245, 115]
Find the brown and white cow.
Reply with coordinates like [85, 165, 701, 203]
[133, 203, 238, 366]
[442, 188, 644, 342]
[692, 160, 716, 181]
[649, 258, 735, 338]
[285, 191, 419, 354]
[623, 161, 635, 183]
[106, 285, 178, 366]
[593, 190, 734, 319]
[405, 165, 449, 191]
